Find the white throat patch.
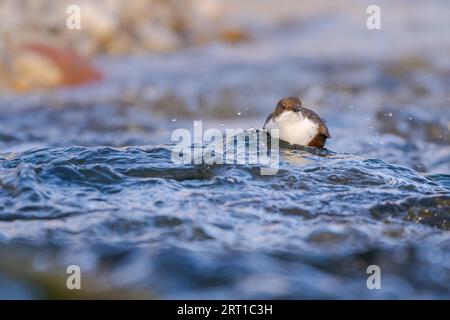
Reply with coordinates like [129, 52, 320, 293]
[264, 111, 318, 146]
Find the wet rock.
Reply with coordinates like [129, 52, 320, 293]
[381, 56, 431, 78]
[0, 246, 155, 299]
[370, 195, 450, 230]
[217, 28, 252, 44]
[0, 0, 237, 57]
[1, 43, 102, 91]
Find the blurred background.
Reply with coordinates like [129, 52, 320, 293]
[1, 0, 449, 166]
[0, 0, 449, 299]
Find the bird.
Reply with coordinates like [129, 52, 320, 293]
[263, 97, 331, 148]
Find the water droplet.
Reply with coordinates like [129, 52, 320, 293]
[388, 113, 393, 117]
[171, 119, 177, 122]
[237, 112, 242, 116]
[408, 117, 413, 121]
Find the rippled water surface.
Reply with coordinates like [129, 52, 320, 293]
[1, 0, 450, 299]
[1, 145, 449, 298]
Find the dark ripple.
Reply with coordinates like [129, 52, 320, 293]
[0, 145, 448, 223]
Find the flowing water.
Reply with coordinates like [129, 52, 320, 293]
[1, 0, 450, 299]
[1, 144, 450, 298]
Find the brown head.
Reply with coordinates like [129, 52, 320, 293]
[273, 97, 303, 117]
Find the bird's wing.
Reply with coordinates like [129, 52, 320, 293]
[319, 121, 331, 138]
[263, 112, 275, 129]
[301, 108, 331, 138]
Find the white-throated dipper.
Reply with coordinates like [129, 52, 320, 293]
[264, 97, 331, 148]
